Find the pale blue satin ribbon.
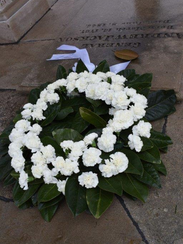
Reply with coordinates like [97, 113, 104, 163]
[47, 44, 130, 73]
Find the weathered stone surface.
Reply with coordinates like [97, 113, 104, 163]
[0, 41, 59, 89]
[0, 0, 51, 43]
[0, 90, 27, 132]
[0, 198, 142, 244]
[123, 102, 183, 244]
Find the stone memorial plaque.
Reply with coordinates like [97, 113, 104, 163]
[42, 0, 183, 95]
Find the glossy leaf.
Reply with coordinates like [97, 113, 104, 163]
[70, 112, 89, 133]
[79, 107, 106, 128]
[40, 202, 59, 222]
[145, 90, 176, 121]
[18, 199, 34, 209]
[55, 107, 74, 120]
[117, 69, 136, 80]
[150, 130, 173, 148]
[115, 49, 138, 60]
[38, 184, 61, 203]
[86, 187, 113, 218]
[38, 195, 64, 210]
[41, 136, 64, 157]
[98, 175, 123, 195]
[65, 175, 87, 216]
[52, 128, 83, 144]
[13, 182, 40, 207]
[28, 88, 40, 104]
[62, 97, 89, 109]
[93, 103, 109, 115]
[41, 102, 62, 127]
[128, 73, 152, 96]
[93, 60, 110, 74]
[138, 144, 161, 164]
[0, 154, 12, 180]
[154, 161, 167, 175]
[86, 98, 102, 107]
[76, 59, 89, 73]
[3, 174, 16, 186]
[120, 148, 144, 176]
[120, 174, 149, 202]
[56, 65, 67, 79]
[134, 163, 161, 188]
[141, 137, 154, 151]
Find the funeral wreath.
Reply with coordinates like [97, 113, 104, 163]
[0, 60, 176, 221]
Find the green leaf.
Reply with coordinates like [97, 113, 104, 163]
[79, 107, 106, 128]
[40, 202, 59, 222]
[145, 90, 176, 121]
[118, 69, 136, 80]
[38, 195, 64, 210]
[13, 113, 22, 124]
[13, 182, 40, 207]
[3, 174, 16, 186]
[0, 141, 8, 158]
[134, 163, 161, 188]
[93, 60, 110, 74]
[98, 175, 123, 195]
[138, 144, 161, 164]
[154, 161, 167, 175]
[28, 88, 40, 104]
[56, 65, 67, 79]
[41, 136, 64, 157]
[52, 128, 83, 144]
[93, 103, 109, 115]
[0, 154, 12, 180]
[128, 73, 152, 96]
[141, 137, 154, 151]
[150, 130, 173, 149]
[86, 187, 113, 218]
[37, 184, 61, 203]
[120, 149, 144, 176]
[65, 175, 87, 216]
[86, 98, 102, 107]
[55, 107, 74, 120]
[120, 174, 149, 202]
[62, 97, 90, 109]
[76, 59, 89, 73]
[70, 112, 89, 133]
[18, 199, 34, 209]
[41, 102, 62, 127]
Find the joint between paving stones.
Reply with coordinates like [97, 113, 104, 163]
[116, 195, 149, 244]
[0, 196, 14, 203]
[162, 116, 168, 134]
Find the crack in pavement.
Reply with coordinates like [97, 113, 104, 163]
[0, 196, 14, 203]
[162, 116, 168, 135]
[116, 195, 149, 244]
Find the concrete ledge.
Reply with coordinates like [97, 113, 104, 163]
[0, 0, 57, 43]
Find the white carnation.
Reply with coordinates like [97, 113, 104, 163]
[31, 107, 45, 121]
[94, 82, 110, 100]
[29, 124, 42, 135]
[9, 128, 24, 143]
[130, 104, 146, 122]
[41, 145, 56, 163]
[57, 179, 67, 195]
[78, 172, 99, 188]
[99, 160, 116, 178]
[82, 147, 102, 167]
[128, 134, 143, 152]
[60, 140, 74, 152]
[11, 154, 25, 172]
[19, 171, 28, 190]
[21, 109, 32, 120]
[84, 133, 98, 146]
[45, 92, 60, 105]
[85, 84, 96, 99]
[43, 168, 57, 184]
[32, 164, 45, 178]
[109, 152, 129, 174]
[97, 129, 117, 152]
[111, 91, 130, 109]
[68, 141, 86, 160]
[8, 142, 23, 158]
[31, 151, 45, 165]
[15, 120, 30, 132]
[75, 77, 89, 93]
[60, 158, 79, 176]
[132, 120, 152, 138]
[23, 103, 34, 110]
[23, 132, 42, 152]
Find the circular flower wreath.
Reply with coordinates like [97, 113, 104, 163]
[0, 60, 176, 221]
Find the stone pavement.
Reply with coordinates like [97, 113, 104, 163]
[0, 0, 183, 243]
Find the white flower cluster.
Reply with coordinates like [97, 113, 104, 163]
[8, 71, 152, 192]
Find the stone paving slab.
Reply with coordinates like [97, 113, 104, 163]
[0, 198, 143, 244]
[122, 102, 183, 244]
